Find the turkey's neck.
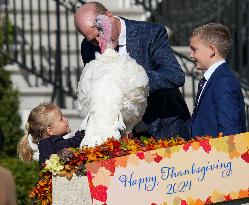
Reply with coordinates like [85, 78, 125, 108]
[99, 19, 112, 54]
[99, 32, 112, 54]
[100, 17, 121, 54]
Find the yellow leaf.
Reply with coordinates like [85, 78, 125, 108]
[234, 133, 249, 153]
[194, 198, 205, 205]
[163, 148, 171, 159]
[156, 148, 166, 157]
[115, 155, 128, 168]
[127, 154, 139, 166]
[211, 190, 224, 203]
[229, 149, 240, 159]
[230, 191, 239, 199]
[210, 137, 229, 153]
[170, 144, 182, 154]
[144, 151, 155, 163]
[173, 196, 181, 205]
[191, 142, 200, 150]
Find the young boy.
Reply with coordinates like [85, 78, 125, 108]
[190, 23, 246, 138]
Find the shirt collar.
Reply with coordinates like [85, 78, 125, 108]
[204, 60, 226, 81]
[116, 16, 126, 46]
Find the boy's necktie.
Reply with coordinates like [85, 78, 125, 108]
[193, 77, 207, 114]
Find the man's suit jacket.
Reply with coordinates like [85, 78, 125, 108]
[81, 18, 190, 139]
[190, 62, 246, 138]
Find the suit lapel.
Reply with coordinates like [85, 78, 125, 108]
[194, 63, 228, 113]
[125, 19, 140, 60]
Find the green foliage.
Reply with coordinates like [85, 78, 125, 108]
[0, 66, 23, 156]
[0, 19, 22, 156]
[0, 17, 14, 50]
[0, 157, 39, 205]
[0, 14, 38, 205]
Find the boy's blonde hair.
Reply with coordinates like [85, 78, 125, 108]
[192, 23, 232, 58]
[17, 103, 60, 162]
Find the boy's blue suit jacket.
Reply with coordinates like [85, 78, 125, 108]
[190, 62, 246, 138]
[81, 18, 190, 139]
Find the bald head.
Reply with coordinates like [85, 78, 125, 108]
[74, 2, 108, 34]
[74, 2, 121, 49]
[74, 4, 97, 36]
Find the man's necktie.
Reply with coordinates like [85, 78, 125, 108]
[115, 45, 119, 52]
[193, 77, 207, 114]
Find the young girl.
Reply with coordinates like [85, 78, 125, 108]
[17, 102, 85, 167]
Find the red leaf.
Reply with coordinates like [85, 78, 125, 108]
[183, 143, 191, 151]
[87, 171, 93, 180]
[154, 154, 163, 163]
[101, 159, 116, 174]
[90, 185, 108, 202]
[199, 139, 211, 153]
[86, 171, 94, 188]
[136, 152, 145, 160]
[113, 140, 121, 148]
[224, 194, 232, 201]
[181, 200, 187, 205]
[205, 196, 212, 204]
[241, 150, 249, 163]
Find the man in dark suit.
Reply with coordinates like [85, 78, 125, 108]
[190, 23, 246, 138]
[74, 2, 190, 139]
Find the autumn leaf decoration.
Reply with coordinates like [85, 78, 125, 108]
[241, 149, 249, 163]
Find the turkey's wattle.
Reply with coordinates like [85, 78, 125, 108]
[94, 15, 112, 54]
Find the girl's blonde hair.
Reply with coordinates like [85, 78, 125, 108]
[17, 103, 60, 162]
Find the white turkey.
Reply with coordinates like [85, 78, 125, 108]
[75, 15, 149, 147]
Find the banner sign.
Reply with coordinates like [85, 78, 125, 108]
[85, 133, 249, 205]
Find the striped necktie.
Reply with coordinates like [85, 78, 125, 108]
[193, 77, 207, 114]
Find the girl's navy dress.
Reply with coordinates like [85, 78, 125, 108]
[38, 130, 85, 166]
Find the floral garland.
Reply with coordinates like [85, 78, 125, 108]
[29, 135, 212, 205]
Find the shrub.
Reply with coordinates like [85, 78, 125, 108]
[0, 66, 23, 156]
[0, 18, 23, 157]
[0, 157, 39, 205]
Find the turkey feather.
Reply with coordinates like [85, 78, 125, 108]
[75, 48, 149, 147]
